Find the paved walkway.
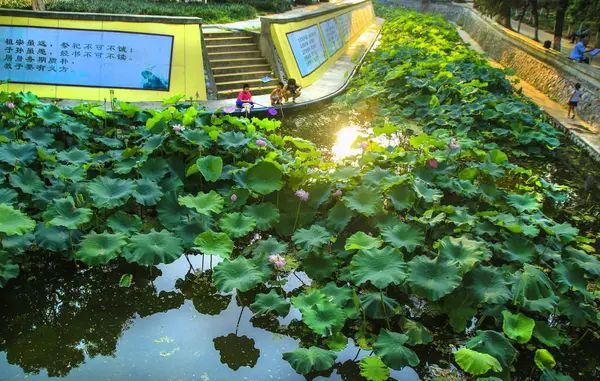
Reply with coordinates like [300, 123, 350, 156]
[455, 24, 600, 158]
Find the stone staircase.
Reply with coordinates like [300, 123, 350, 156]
[203, 29, 279, 99]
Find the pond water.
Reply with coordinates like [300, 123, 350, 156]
[1, 102, 599, 381]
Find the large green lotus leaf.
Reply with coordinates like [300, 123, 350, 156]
[302, 251, 337, 281]
[2, 231, 33, 255]
[387, 183, 416, 211]
[23, 127, 55, 147]
[535, 349, 556, 371]
[325, 202, 355, 232]
[244, 203, 280, 231]
[131, 178, 162, 206]
[246, 161, 283, 195]
[407, 256, 462, 301]
[218, 212, 256, 238]
[0, 188, 17, 205]
[464, 266, 512, 305]
[196, 155, 223, 182]
[194, 230, 233, 258]
[61, 119, 91, 139]
[292, 225, 331, 252]
[123, 229, 184, 266]
[544, 222, 579, 243]
[0, 256, 19, 288]
[381, 222, 425, 253]
[413, 178, 443, 203]
[107, 212, 142, 234]
[305, 181, 332, 209]
[75, 231, 128, 266]
[320, 282, 353, 307]
[442, 290, 478, 332]
[466, 330, 516, 368]
[178, 190, 224, 216]
[94, 136, 124, 148]
[363, 167, 394, 187]
[344, 232, 383, 251]
[439, 236, 485, 271]
[213, 256, 263, 293]
[34, 223, 81, 252]
[57, 147, 92, 165]
[34, 104, 63, 125]
[512, 264, 558, 313]
[47, 164, 86, 183]
[0, 142, 37, 165]
[558, 298, 598, 327]
[343, 185, 383, 216]
[350, 246, 407, 289]
[9, 168, 44, 194]
[454, 348, 502, 376]
[502, 310, 535, 344]
[499, 235, 537, 263]
[506, 193, 541, 213]
[174, 215, 210, 249]
[292, 289, 327, 312]
[303, 301, 346, 336]
[399, 317, 433, 345]
[552, 261, 589, 297]
[373, 329, 419, 370]
[88, 177, 135, 208]
[142, 135, 164, 153]
[180, 128, 211, 148]
[42, 196, 92, 230]
[282, 347, 336, 375]
[565, 247, 600, 276]
[254, 237, 287, 256]
[359, 292, 400, 319]
[250, 289, 290, 317]
[533, 321, 570, 348]
[541, 370, 575, 381]
[359, 357, 390, 381]
[331, 166, 361, 181]
[139, 157, 170, 182]
[218, 131, 251, 150]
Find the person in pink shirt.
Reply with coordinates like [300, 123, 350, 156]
[236, 84, 254, 108]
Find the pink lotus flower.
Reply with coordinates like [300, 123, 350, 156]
[172, 124, 185, 133]
[256, 139, 267, 147]
[231, 194, 237, 201]
[6, 102, 14, 109]
[295, 189, 309, 201]
[334, 189, 342, 197]
[223, 106, 236, 114]
[268, 254, 286, 268]
[427, 158, 438, 168]
[448, 139, 460, 151]
[268, 108, 278, 116]
[359, 141, 369, 149]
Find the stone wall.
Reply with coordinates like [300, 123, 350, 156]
[382, 0, 600, 129]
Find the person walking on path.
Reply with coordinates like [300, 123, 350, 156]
[569, 36, 595, 64]
[567, 83, 583, 119]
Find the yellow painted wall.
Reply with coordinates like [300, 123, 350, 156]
[0, 15, 206, 101]
[270, 1, 374, 87]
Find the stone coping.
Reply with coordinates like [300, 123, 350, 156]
[262, 0, 369, 24]
[0, 8, 202, 24]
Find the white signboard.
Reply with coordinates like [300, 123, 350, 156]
[336, 13, 352, 43]
[319, 18, 343, 56]
[286, 25, 328, 77]
[0, 26, 173, 90]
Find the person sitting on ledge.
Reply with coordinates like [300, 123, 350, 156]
[236, 84, 254, 108]
[569, 36, 595, 64]
[283, 78, 302, 103]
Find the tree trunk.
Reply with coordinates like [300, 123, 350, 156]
[32, 0, 45, 11]
[532, 0, 539, 41]
[502, 2, 513, 30]
[553, 0, 569, 51]
[517, 2, 528, 33]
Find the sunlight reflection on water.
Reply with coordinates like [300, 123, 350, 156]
[331, 125, 366, 160]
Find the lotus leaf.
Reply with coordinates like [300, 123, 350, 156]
[501, 310, 535, 344]
[464, 266, 512, 304]
[253, 237, 287, 256]
[534, 349, 556, 371]
[157, 191, 190, 228]
[303, 301, 346, 336]
[359, 357, 390, 381]
[373, 329, 419, 369]
[174, 215, 210, 248]
[75, 231, 128, 266]
[88, 177, 135, 208]
[0, 142, 37, 165]
[123, 229, 183, 266]
[332, 166, 361, 181]
[320, 282, 353, 307]
[343, 185, 383, 216]
[326, 333, 348, 351]
[178, 190, 224, 216]
[545, 222, 579, 243]
[325, 202, 355, 232]
[359, 292, 400, 319]
[0, 256, 19, 287]
[512, 264, 558, 313]
[23, 127, 54, 147]
[2, 231, 33, 255]
[454, 348, 502, 375]
[246, 161, 283, 195]
[466, 330, 516, 368]
[344, 232, 383, 251]
[43, 197, 92, 230]
[9, 168, 44, 194]
[0, 188, 17, 205]
[196, 155, 222, 182]
[34, 104, 63, 125]
[139, 157, 170, 182]
[250, 289, 290, 317]
[218, 131, 251, 149]
[34, 224, 81, 252]
[439, 236, 485, 270]
[292, 289, 327, 312]
[541, 370, 575, 381]
[133, 178, 163, 206]
[500, 235, 537, 263]
[302, 252, 337, 281]
[282, 347, 336, 375]
[193, 230, 233, 258]
[107, 212, 142, 234]
[413, 178, 443, 203]
[363, 167, 394, 188]
[506, 193, 540, 213]
[218, 212, 256, 238]
[387, 183, 416, 211]
[213, 256, 263, 293]
[407, 256, 462, 301]
[292, 225, 331, 252]
[350, 246, 407, 289]
[565, 247, 600, 276]
[48, 164, 86, 183]
[244, 203, 280, 231]
[399, 317, 433, 345]
[381, 222, 425, 252]
[533, 321, 570, 348]
[57, 147, 92, 165]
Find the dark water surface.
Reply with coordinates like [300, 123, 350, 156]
[1, 102, 599, 381]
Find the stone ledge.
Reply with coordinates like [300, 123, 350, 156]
[0, 8, 202, 24]
[262, 0, 369, 24]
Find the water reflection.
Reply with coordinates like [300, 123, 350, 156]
[331, 126, 365, 160]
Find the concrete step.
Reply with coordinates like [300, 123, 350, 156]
[213, 70, 274, 82]
[203, 31, 250, 39]
[218, 85, 278, 98]
[209, 57, 268, 67]
[204, 36, 254, 46]
[216, 78, 280, 91]
[206, 43, 257, 53]
[212, 63, 272, 74]
[208, 50, 263, 59]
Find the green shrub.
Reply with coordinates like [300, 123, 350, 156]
[213, 0, 292, 14]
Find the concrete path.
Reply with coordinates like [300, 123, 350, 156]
[455, 24, 600, 158]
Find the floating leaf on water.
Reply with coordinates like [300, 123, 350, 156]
[282, 346, 336, 375]
[119, 274, 133, 288]
[359, 357, 389, 381]
[454, 348, 502, 375]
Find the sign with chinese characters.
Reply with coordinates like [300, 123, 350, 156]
[319, 18, 343, 56]
[286, 25, 328, 77]
[336, 13, 352, 43]
[0, 26, 174, 90]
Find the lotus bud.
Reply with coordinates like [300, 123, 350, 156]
[427, 158, 438, 168]
[231, 194, 237, 202]
[255, 139, 267, 147]
[334, 189, 342, 197]
[6, 102, 14, 109]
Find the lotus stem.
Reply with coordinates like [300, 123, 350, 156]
[235, 305, 245, 335]
[292, 200, 302, 233]
[276, 191, 280, 208]
[292, 271, 307, 286]
[184, 254, 195, 273]
[201, 254, 205, 271]
[380, 289, 390, 330]
[475, 314, 487, 329]
[68, 230, 73, 255]
[352, 348, 361, 362]
[572, 329, 592, 347]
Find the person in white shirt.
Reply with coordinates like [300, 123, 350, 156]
[567, 83, 583, 120]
